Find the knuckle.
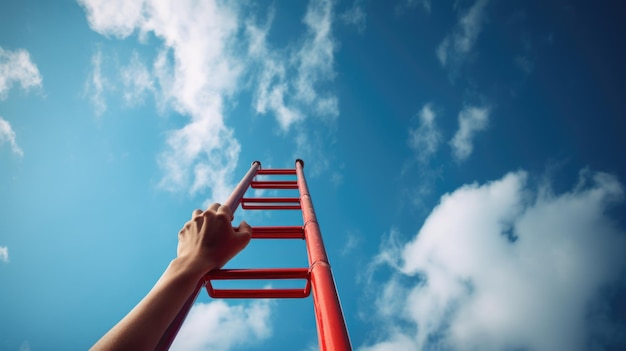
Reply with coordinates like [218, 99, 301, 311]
[216, 212, 230, 222]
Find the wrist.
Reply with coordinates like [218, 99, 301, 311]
[169, 256, 217, 282]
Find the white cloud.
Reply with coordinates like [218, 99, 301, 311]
[121, 51, 154, 106]
[342, 231, 361, 256]
[437, 0, 489, 67]
[0, 246, 8, 263]
[79, 0, 243, 202]
[450, 105, 489, 161]
[304, 342, 320, 351]
[0, 47, 42, 99]
[85, 49, 107, 117]
[170, 300, 272, 351]
[515, 55, 534, 75]
[19, 340, 30, 351]
[359, 333, 416, 351]
[370, 228, 404, 274]
[248, 39, 305, 131]
[0, 47, 41, 158]
[362, 169, 626, 351]
[77, 0, 146, 38]
[295, 0, 338, 119]
[80, 0, 341, 201]
[341, 0, 367, 34]
[0, 117, 23, 157]
[158, 110, 241, 203]
[292, 128, 332, 177]
[396, 0, 431, 15]
[247, 0, 338, 131]
[407, 103, 441, 162]
[146, 1, 242, 202]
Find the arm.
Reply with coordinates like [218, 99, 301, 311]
[91, 203, 252, 351]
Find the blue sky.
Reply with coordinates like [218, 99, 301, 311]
[1, 0, 626, 350]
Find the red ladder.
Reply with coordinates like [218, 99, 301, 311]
[156, 159, 352, 350]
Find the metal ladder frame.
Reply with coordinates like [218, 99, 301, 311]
[156, 159, 351, 350]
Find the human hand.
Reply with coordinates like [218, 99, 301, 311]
[176, 203, 252, 279]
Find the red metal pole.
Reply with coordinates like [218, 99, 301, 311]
[154, 280, 204, 350]
[295, 159, 352, 351]
[155, 161, 261, 350]
[224, 161, 261, 211]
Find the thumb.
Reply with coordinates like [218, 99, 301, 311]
[216, 222, 252, 269]
[237, 220, 252, 235]
[235, 221, 252, 246]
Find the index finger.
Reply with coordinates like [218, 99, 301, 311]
[217, 204, 233, 221]
[206, 203, 221, 212]
[191, 209, 203, 219]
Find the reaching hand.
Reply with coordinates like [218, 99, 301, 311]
[91, 203, 252, 351]
[177, 203, 252, 279]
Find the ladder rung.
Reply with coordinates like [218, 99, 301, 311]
[251, 226, 304, 239]
[242, 204, 302, 210]
[205, 268, 311, 299]
[251, 181, 298, 189]
[207, 288, 309, 299]
[257, 169, 296, 175]
[207, 267, 309, 279]
[242, 197, 301, 210]
[242, 197, 299, 203]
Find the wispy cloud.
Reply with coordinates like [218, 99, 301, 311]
[120, 51, 154, 106]
[247, 0, 338, 132]
[170, 300, 272, 351]
[0, 246, 8, 263]
[515, 55, 534, 75]
[78, 0, 145, 38]
[362, 170, 626, 351]
[0, 46, 42, 157]
[84, 48, 107, 117]
[341, 0, 367, 34]
[0, 117, 23, 157]
[400, 104, 444, 211]
[246, 10, 303, 130]
[245, 0, 339, 177]
[512, 23, 537, 77]
[80, 0, 243, 203]
[80, 0, 341, 202]
[0, 47, 42, 99]
[342, 231, 361, 256]
[147, 1, 243, 203]
[407, 103, 441, 162]
[450, 105, 489, 161]
[292, 128, 334, 177]
[18, 340, 29, 351]
[396, 0, 431, 15]
[436, 0, 489, 68]
[296, 0, 338, 119]
[370, 228, 404, 274]
[304, 342, 320, 351]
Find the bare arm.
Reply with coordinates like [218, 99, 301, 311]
[91, 203, 251, 351]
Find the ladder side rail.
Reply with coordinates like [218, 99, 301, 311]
[155, 161, 261, 350]
[224, 161, 262, 213]
[295, 160, 352, 351]
[153, 280, 203, 350]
